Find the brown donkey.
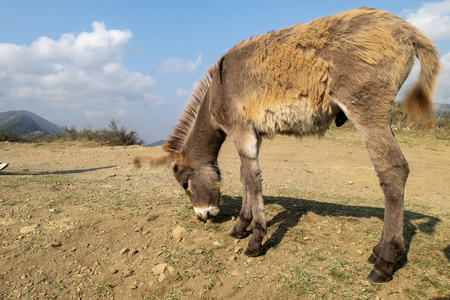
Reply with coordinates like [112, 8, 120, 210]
[134, 8, 440, 282]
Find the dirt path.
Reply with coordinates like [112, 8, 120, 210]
[1, 129, 449, 299]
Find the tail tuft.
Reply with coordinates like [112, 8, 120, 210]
[404, 34, 441, 124]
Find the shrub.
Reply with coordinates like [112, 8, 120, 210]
[62, 119, 144, 146]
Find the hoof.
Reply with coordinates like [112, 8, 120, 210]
[229, 230, 247, 239]
[244, 246, 263, 257]
[367, 253, 377, 264]
[367, 268, 392, 283]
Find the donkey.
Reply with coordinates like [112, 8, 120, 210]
[134, 8, 440, 282]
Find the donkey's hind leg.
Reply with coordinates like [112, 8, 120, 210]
[357, 123, 409, 282]
[230, 128, 265, 256]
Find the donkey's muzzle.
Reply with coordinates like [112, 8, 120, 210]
[194, 207, 220, 221]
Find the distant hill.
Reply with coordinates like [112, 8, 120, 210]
[435, 103, 450, 116]
[0, 110, 65, 137]
[149, 140, 165, 147]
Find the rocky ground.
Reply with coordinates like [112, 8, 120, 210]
[0, 128, 449, 299]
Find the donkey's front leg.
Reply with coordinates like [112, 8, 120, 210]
[229, 176, 252, 239]
[231, 131, 265, 256]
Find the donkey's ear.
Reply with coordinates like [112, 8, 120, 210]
[133, 152, 171, 168]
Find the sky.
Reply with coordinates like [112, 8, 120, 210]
[0, 0, 449, 144]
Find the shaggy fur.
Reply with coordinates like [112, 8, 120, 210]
[135, 8, 441, 283]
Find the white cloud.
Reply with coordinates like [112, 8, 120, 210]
[398, 1, 450, 104]
[402, 0, 450, 40]
[156, 54, 202, 74]
[435, 50, 450, 103]
[0, 22, 162, 111]
[176, 88, 189, 99]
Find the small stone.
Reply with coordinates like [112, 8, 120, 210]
[123, 269, 134, 277]
[231, 270, 241, 277]
[50, 242, 61, 248]
[234, 246, 242, 254]
[229, 255, 237, 261]
[337, 229, 342, 234]
[205, 219, 212, 230]
[172, 226, 187, 241]
[167, 266, 175, 274]
[48, 208, 55, 213]
[129, 248, 139, 256]
[152, 263, 167, 275]
[119, 248, 130, 255]
[194, 249, 204, 255]
[20, 224, 38, 234]
[130, 281, 138, 289]
[349, 181, 354, 185]
[158, 273, 167, 283]
[111, 269, 119, 274]
[356, 249, 363, 255]
[212, 241, 222, 248]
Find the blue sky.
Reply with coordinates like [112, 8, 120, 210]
[1, 1, 449, 144]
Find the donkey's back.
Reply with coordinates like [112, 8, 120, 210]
[210, 7, 440, 137]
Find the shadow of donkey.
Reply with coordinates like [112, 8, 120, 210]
[215, 195, 442, 274]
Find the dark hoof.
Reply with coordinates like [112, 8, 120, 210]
[229, 230, 247, 239]
[367, 268, 392, 283]
[367, 253, 377, 264]
[244, 246, 263, 257]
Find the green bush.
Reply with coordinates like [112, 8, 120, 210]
[62, 119, 144, 146]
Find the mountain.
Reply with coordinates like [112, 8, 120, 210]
[0, 110, 65, 136]
[435, 103, 450, 116]
[149, 140, 165, 147]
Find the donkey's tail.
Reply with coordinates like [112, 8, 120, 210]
[404, 33, 441, 123]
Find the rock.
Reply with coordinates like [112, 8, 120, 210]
[229, 255, 237, 261]
[20, 224, 38, 234]
[172, 226, 187, 241]
[194, 249, 204, 255]
[205, 219, 212, 230]
[158, 273, 167, 283]
[356, 249, 363, 255]
[167, 266, 175, 274]
[123, 269, 134, 277]
[130, 281, 138, 289]
[50, 242, 62, 248]
[119, 248, 130, 255]
[152, 263, 167, 275]
[129, 248, 139, 256]
[212, 241, 222, 248]
[234, 246, 242, 254]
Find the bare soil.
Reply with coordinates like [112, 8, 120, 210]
[1, 129, 449, 299]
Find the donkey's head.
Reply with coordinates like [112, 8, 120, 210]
[134, 151, 221, 221]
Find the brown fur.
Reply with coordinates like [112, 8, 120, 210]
[135, 8, 441, 283]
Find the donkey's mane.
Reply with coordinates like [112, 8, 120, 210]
[163, 62, 219, 153]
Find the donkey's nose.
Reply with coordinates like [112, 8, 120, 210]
[194, 207, 220, 221]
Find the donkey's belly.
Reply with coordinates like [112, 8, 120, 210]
[252, 101, 335, 138]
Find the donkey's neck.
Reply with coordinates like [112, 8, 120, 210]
[182, 96, 226, 164]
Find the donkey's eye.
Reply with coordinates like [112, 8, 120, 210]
[182, 181, 189, 190]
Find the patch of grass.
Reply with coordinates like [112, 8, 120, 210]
[164, 246, 184, 266]
[146, 214, 158, 222]
[203, 279, 216, 291]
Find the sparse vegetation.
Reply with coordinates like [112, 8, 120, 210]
[333, 101, 450, 140]
[1, 118, 144, 145]
[62, 119, 144, 146]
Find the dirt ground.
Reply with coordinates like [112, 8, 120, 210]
[0, 128, 449, 299]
